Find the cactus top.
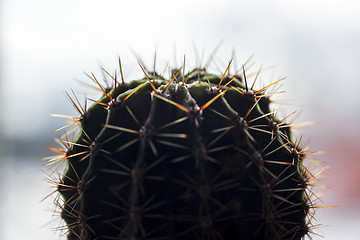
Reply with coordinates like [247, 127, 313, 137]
[48, 65, 316, 240]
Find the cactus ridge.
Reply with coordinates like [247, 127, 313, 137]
[46, 59, 321, 240]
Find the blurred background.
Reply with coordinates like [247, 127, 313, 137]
[1, 0, 360, 239]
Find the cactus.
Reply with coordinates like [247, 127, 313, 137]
[46, 57, 319, 240]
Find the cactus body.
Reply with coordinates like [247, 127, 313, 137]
[50, 64, 313, 240]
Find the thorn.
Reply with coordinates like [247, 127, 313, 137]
[244, 97, 262, 119]
[101, 67, 119, 87]
[91, 73, 114, 104]
[87, 98, 109, 107]
[153, 93, 190, 113]
[217, 60, 233, 89]
[118, 56, 125, 84]
[253, 77, 286, 96]
[122, 82, 146, 103]
[243, 65, 248, 92]
[162, 67, 182, 93]
[291, 121, 319, 129]
[230, 85, 244, 95]
[103, 124, 139, 134]
[250, 66, 262, 90]
[51, 120, 79, 133]
[65, 91, 84, 116]
[200, 89, 229, 111]
[219, 71, 240, 91]
[182, 55, 186, 84]
[138, 62, 158, 93]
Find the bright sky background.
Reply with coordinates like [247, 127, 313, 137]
[2, 0, 360, 136]
[1, 0, 360, 239]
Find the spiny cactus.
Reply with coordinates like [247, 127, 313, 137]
[45, 57, 322, 240]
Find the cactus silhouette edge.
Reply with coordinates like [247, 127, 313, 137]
[45, 56, 323, 240]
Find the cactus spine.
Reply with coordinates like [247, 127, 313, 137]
[46, 57, 319, 240]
